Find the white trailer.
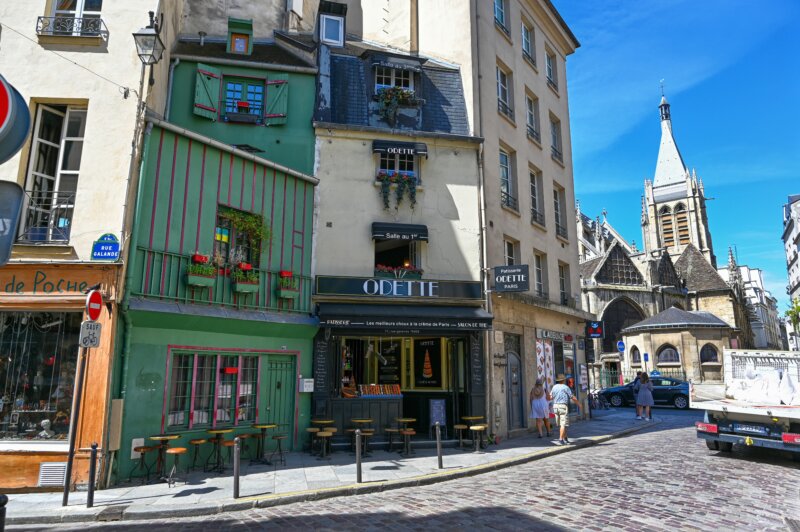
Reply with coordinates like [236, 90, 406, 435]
[691, 349, 800, 458]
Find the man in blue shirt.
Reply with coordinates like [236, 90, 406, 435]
[551, 374, 581, 445]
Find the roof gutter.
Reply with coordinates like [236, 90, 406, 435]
[313, 121, 483, 144]
[172, 54, 317, 74]
[146, 116, 319, 185]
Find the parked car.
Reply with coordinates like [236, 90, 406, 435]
[600, 377, 690, 409]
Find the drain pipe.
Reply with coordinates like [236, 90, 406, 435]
[164, 57, 180, 120]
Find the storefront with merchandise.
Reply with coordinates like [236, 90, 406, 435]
[313, 276, 492, 442]
[0, 262, 118, 489]
[536, 328, 581, 414]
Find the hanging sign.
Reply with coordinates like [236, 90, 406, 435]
[79, 320, 102, 348]
[91, 233, 120, 261]
[0, 74, 31, 165]
[493, 264, 529, 292]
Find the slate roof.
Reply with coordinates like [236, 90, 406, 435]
[622, 306, 731, 332]
[173, 41, 314, 68]
[674, 244, 729, 292]
[580, 256, 603, 280]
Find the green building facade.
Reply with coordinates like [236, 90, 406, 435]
[112, 36, 318, 482]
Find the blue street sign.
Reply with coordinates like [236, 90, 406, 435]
[643, 353, 649, 362]
[617, 340, 625, 353]
[91, 233, 120, 261]
[650, 370, 661, 377]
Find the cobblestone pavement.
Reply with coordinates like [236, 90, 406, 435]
[14, 410, 800, 531]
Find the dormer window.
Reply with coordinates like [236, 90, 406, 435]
[230, 33, 249, 53]
[226, 18, 253, 55]
[320, 14, 344, 46]
[375, 67, 413, 92]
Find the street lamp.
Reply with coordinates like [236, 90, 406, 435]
[132, 11, 164, 85]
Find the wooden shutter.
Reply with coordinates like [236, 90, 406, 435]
[264, 73, 289, 126]
[194, 63, 221, 120]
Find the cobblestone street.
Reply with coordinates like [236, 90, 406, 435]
[14, 409, 799, 531]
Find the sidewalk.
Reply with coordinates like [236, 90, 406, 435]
[5, 410, 653, 525]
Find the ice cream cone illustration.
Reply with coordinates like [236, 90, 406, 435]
[422, 350, 433, 379]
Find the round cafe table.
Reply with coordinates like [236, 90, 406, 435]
[461, 417, 486, 448]
[251, 423, 277, 465]
[311, 419, 334, 426]
[148, 434, 180, 480]
[206, 428, 233, 473]
[351, 419, 374, 456]
[395, 417, 416, 430]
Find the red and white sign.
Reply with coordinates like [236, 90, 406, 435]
[0, 74, 31, 165]
[86, 290, 103, 321]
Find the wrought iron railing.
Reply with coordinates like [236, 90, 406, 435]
[36, 16, 108, 38]
[497, 100, 514, 120]
[531, 208, 545, 226]
[17, 190, 74, 244]
[495, 18, 510, 36]
[133, 247, 312, 313]
[547, 76, 558, 91]
[527, 125, 541, 143]
[556, 221, 568, 239]
[500, 190, 518, 211]
[523, 50, 536, 67]
[551, 145, 563, 163]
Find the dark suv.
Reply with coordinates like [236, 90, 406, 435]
[600, 377, 689, 409]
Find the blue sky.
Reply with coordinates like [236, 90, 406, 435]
[553, 0, 800, 312]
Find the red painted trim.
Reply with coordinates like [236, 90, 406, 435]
[234, 355, 243, 426]
[239, 159, 245, 210]
[161, 346, 172, 434]
[145, 130, 165, 292]
[268, 168, 277, 269]
[300, 182, 307, 277]
[212, 353, 221, 429]
[179, 139, 192, 254]
[161, 135, 179, 296]
[198, 68, 219, 79]
[225, 73, 267, 82]
[251, 161, 256, 212]
[291, 179, 298, 271]
[279, 172, 287, 270]
[194, 103, 216, 112]
[188, 352, 199, 429]
[294, 348, 302, 444]
[195, 145, 207, 252]
[264, 113, 287, 118]
[255, 356, 262, 421]
[228, 153, 234, 205]
[266, 80, 287, 85]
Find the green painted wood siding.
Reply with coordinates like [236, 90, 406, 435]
[130, 125, 314, 312]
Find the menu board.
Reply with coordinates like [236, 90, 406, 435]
[470, 333, 483, 391]
[414, 338, 441, 388]
[313, 337, 329, 392]
[378, 339, 402, 385]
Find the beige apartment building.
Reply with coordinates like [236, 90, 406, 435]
[324, 0, 593, 439]
[0, 0, 179, 489]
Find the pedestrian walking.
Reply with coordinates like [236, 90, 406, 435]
[632, 371, 643, 418]
[551, 374, 580, 445]
[529, 378, 552, 438]
[636, 373, 654, 420]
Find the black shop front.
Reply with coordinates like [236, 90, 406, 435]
[312, 276, 491, 444]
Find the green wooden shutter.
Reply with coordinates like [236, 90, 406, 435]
[194, 63, 222, 120]
[264, 73, 289, 126]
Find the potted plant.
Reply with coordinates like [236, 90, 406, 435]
[186, 257, 216, 287]
[277, 273, 300, 299]
[231, 267, 259, 293]
[191, 252, 209, 264]
[374, 264, 424, 280]
[375, 87, 418, 125]
[375, 172, 417, 210]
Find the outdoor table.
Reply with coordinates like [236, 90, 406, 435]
[148, 434, 180, 480]
[251, 423, 277, 465]
[311, 419, 335, 426]
[206, 428, 233, 473]
[461, 417, 486, 448]
[351, 419, 374, 457]
[395, 417, 416, 430]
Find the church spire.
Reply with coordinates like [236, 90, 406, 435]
[653, 93, 688, 188]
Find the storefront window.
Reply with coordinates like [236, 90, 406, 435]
[0, 312, 81, 441]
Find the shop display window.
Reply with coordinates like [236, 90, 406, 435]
[0, 312, 81, 441]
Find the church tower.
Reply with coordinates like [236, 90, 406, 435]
[641, 95, 716, 267]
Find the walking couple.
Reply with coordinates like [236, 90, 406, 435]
[633, 371, 654, 421]
[530, 374, 580, 445]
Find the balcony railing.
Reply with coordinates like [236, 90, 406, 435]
[531, 208, 545, 226]
[551, 145, 563, 163]
[497, 100, 514, 120]
[500, 190, 518, 211]
[527, 125, 541, 143]
[495, 18, 510, 36]
[36, 16, 108, 38]
[522, 50, 536, 67]
[556, 221, 568, 239]
[133, 247, 312, 313]
[17, 190, 74, 244]
[547, 76, 558, 91]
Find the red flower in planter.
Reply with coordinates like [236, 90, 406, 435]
[236, 101, 249, 109]
[279, 270, 293, 278]
[238, 262, 253, 271]
[191, 253, 209, 264]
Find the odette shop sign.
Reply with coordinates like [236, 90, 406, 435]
[316, 276, 482, 300]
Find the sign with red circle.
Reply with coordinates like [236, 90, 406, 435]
[86, 290, 103, 321]
[0, 74, 31, 164]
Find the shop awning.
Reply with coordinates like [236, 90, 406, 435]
[371, 140, 428, 158]
[371, 222, 428, 242]
[317, 303, 493, 331]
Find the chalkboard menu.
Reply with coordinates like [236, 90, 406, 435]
[429, 398, 446, 427]
[313, 337, 329, 392]
[378, 339, 402, 384]
[470, 333, 483, 391]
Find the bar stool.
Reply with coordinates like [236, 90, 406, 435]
[271, 434, 288, 465]
[360, 429, 375, 457]
[238, 433, 252, 458]
[316, 431, 332, 460]
[222, 439, 237, 466]
[325, 427, 338, 454]
[469, 425, 486, 453]
[399, 428, 416, 456]
[165, 447, 187, 488]
[132, 445, 157, 484]
[188, 439, 208, 471]
[306, 427, 321, 455]
[453, 424, 469, 449]
[385, 427, 400, 452]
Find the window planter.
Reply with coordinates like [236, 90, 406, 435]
[186, 273, 216, 288]
[277, 287, 300, 300]
[232, 280, 259, 293]
[225, 112, 261, 124]
[374, 269, 422, 280]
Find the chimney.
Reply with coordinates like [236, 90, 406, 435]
[410, 0, 419, 55]
[198, 31, 206, 46]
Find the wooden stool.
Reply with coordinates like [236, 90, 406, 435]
[316, 431, 332, 460]
[399, 429, 416, 456]
[188, 439, 208, 471]
[271, 434, 288, 465]
[132, 445, 157, 484]
[237, 433, 252, 457]
[470, 425, 486, 453]
[306, 427, 321, 455]
[385, 428, 400, 452]
[454, 424, 469, 449]
[165, 447, 187, 488]
[360, 429, 375, 457]
[222, 439, 237, 467]
[346, 428, 357, 453]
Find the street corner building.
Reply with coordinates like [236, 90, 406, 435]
[111, 16, 320, 483]
[0, 0, 165, 490]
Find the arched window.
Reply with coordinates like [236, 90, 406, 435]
[659, 206, 674, 247]
[675, 203, 690, 245]
[700, 344, 718, 363]
[657, 344, 680, 364]
[630, 346, 641, 364]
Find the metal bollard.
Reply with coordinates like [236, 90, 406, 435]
[355, 429, 362, 484]
[87, 443, 98, 508]
[0, 493, 8, 532]
[435, 422, 443, 469]
[233, 437, 241, 499]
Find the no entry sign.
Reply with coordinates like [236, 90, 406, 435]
[0, 74, 31, 165]
[86, 290, 103, 321]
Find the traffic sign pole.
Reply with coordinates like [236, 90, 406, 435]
[62, 346, 88, 506]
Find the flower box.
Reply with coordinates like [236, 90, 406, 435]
[191, 253, 209, 264]
[186, 274, 216, 287]
[277, 287, 300, 299]
[232, 281, 259, 294]
[374, 268, 422, 280]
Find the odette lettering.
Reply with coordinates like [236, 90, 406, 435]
[362, 279, 439, 297]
